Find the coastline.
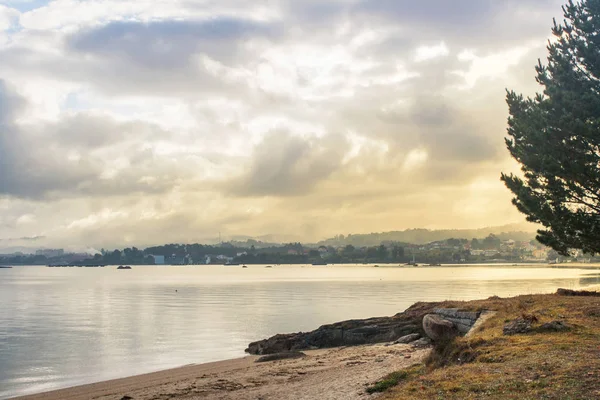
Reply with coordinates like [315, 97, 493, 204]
[12, 344, 429, 400]
[11, 286, 600, 400]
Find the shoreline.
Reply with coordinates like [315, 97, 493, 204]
[11, 287, 600, 400]
[12, 344, 429, 400]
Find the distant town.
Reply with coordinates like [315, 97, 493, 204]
[1, 233, 597, 266]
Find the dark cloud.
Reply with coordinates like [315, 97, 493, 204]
[0, 235, 45, 242]
[224, 131, 349, 197]
[408, 97, 499, 162]
[0, 17, 284, 99]
[69, 18, 281, 68]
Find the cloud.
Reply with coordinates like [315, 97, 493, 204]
[356, 0, 493, 28]
[0, 0, 567, 249]
[408, 96, 499, 163]
[0, 80, 199, 200]
[414, 42, 449, 63]
[354, 0, 565, 47]
[68, 17, 281, 68]
[0, 80, 97, 198]
[224, 131, 349, 197]
[0, 4, 19, 31]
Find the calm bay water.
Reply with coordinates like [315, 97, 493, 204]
[1, 264, 599, 398]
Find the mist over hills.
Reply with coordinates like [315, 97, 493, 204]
[313, 223, 538, 248]
[0, 224, 539, 254]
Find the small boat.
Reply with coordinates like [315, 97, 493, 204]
[374, 265, 380, 268]
[117, 265, 132, 270]
[312, 262, 327, 266]
[0, 266, 12, 269]
[242, 265, 248, 268]
[265, 265, 273, 268]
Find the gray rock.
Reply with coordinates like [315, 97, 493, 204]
[556, 288, 600, 297]
[503, 318, 532, 335]
[394, 333, 421, 344]
[411, 337, 432, 347]
[246, 332, 307, 355]
[245, 303, 490, 355]
[255, 351, 306, 363]
[539, 320, 569, 332]
[433, 308, 480, 322]
[431, 308, 481, 334]
[245, 303, 436, 355]
[422, 314, 459, 342]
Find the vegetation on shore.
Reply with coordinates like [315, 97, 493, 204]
[368, 291, 600, 399]
[5, 234, 581, 266]
[502, 0, 600, 256]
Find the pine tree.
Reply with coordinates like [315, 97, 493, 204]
[502, 0, 600, 256]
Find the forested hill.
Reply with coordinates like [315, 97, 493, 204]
[315, 224, 537, 247]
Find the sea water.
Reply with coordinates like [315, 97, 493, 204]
[1, 264, 598, 398]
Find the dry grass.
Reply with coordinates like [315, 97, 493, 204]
[380, 293, 600, 400]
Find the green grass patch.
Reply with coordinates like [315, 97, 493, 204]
[366, 366, 422, 394]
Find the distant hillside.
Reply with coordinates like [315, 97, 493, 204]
[315, 224, 538, 247]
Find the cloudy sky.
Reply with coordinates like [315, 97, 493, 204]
[0, 0, 566, 250]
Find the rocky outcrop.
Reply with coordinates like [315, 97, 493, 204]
[246, 303, 490, 355]
[246, 318, 420, 354]
[503, 317, 532, 335]
[394, 333, 421, 344]
[422, 314, 459, 342]
[246, 302, 436, 355]
[539, 320, 570, 332]
[557, 288, 600, 297]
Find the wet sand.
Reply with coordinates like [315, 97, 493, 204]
[13, 343, 429, 400]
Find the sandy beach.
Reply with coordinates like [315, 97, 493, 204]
[12, 343, 429, 400]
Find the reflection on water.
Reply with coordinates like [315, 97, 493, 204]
[579, 273, 600, 287]
[0, 265, 596, 399]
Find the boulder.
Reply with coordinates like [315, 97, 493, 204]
[433, 308, 481, 334]
[503, 318, 532, 335]
[422, 314, 459, 342]
[394, 333, 421, 344]
[539, 320, 570, 332]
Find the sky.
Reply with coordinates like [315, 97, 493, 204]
[0, 0, 566, 251]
